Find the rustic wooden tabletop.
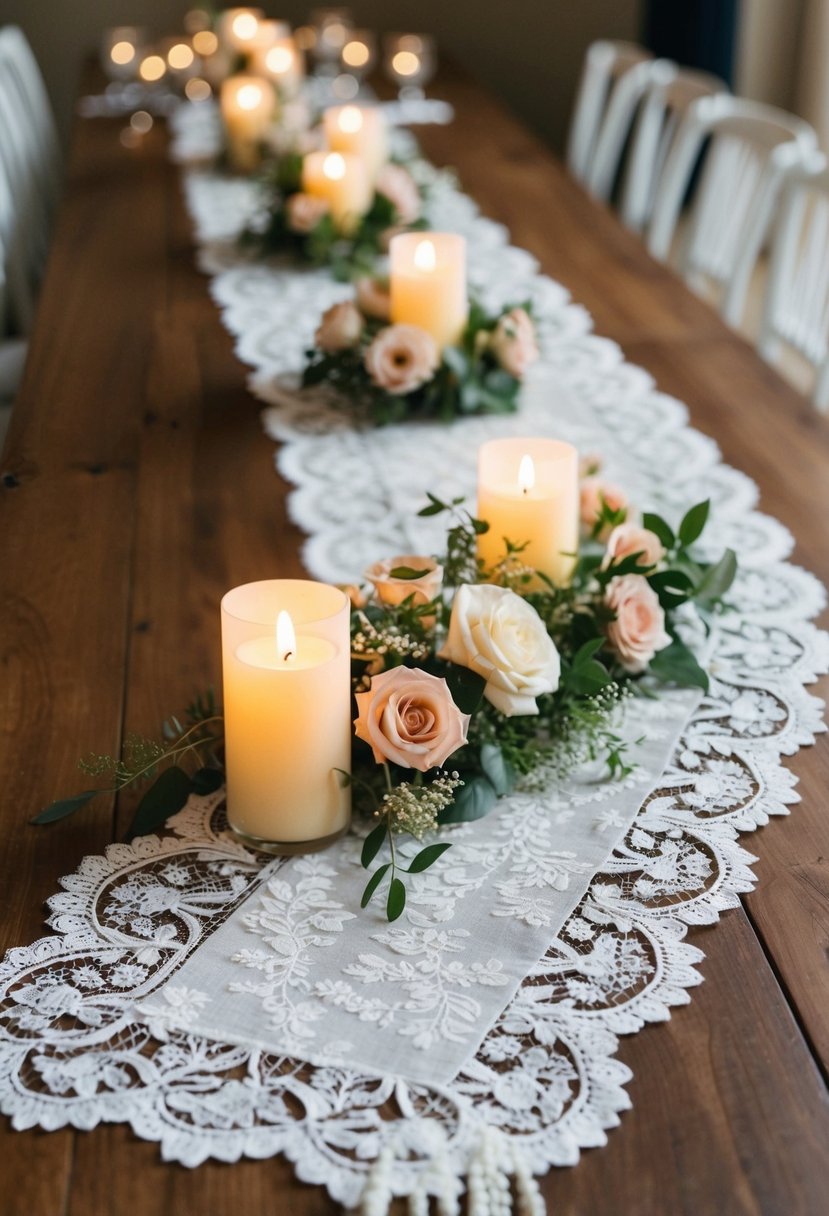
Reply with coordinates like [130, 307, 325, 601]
[0, 65, 827, 1214]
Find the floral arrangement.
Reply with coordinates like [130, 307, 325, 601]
[301, 299, 539, 423]
[242, 154, 429, 281]
[37, 460, 737, 925]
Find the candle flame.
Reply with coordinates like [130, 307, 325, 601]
[232, 12, 259, 41]
[111, 40, 136, 65]
[139, 54, 166, 81]
[392, 49, 420, 77]
[343, 40, 370, 68]
[167, 42, 194, 69]
[266, 44, 294, 73]
[338, 105, 363, 134]
[276, 610, 296, 663]
[323, 152, 347, 180]
[518, 454, 535, 494]
[414, 238, 436, 272]
[193, 30, 218, 56]
[237, 82, 263, 110]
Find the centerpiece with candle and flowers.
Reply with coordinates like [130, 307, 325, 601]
[36, 443, 737, 923]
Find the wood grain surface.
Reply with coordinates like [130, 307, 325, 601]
[0, 65, 827, 1215]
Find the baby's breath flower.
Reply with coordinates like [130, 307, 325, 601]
[351, 611, 429, 664]
[379, 771, 464, 840]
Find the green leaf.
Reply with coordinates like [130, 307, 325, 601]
[471, 517, 490, 535]
[642, 511, 676, 549]
[649, 640, 709, 692]
[438, 775, 498, 824]
[442, 345, 469, 378]
[648, 568, 695, 610]
[361, 820, 387, 868]
[31, 788, 100, 825]
[571, 637, 606, 667]
[190, 767, 224, 795]
[125, 765, 193, 840]
[360, 862, 390, 908]
[567, 658, 612, 696]
[389, 566, 429, 580]
[695, 548, 738, 605]
[443, 663, 487, 714]
[407, 842, 452, 873]
[678, 500, 710, 547]
[479, 744, 515, 796]
[334, 767, 352, 788]
[386, 877, 406, 921]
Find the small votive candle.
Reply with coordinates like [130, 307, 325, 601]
[302, 150, 371, 234]
[323, 104, 388, 182]
[221, 579, 352, 853]
[389, 232, 468, 350]
[477, 438, 579, 586]
[220, 74, 276, 172]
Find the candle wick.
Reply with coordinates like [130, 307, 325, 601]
[283, 650, 294, 662]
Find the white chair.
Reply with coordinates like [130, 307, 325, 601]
[619, 64, 729, 232]
[759, 155, 829, 411]
[0, 60, 49, 333]
[647, 96, 818, 327]
[0, 27, 61, 217]
[566, 41, 653, 193]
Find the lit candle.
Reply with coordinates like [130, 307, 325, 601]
[219, 7, 265, 54]
[220, 74, 276, 172]
[302, 150, 371, 234]
[221, 580, 352, 852]
[389, 232, 468, 350]
[323, 104, 388, 181]
[252, 35, 304, 97]
[477, 438, 579, 586]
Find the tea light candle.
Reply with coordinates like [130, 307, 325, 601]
[220, 74, 276, 172]
[323, 104, 388, 181]
[220, 7, 264, 54]
[389, 232, 468, 349]
[252, 35, 304, 97]
[302, 150, 371, 234]
[221, 580, 352, 852]
[477, 438, 579, 586]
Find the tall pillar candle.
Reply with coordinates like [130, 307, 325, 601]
[220, 74, 276, 172]
[477, 438, 579, 586]
[389, 232, 468, 349]
[221, 579, 352, 852]
[302, 150, 370, 234]
[323, 104, 388, 181]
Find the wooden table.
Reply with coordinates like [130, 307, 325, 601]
[1, 67, 827, 1215]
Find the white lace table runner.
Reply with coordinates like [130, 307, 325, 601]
[0, 103, 825, 1213]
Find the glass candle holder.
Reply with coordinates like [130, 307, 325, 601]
[310, 7, 354, 72]
[101, 26, 147, 82]
[383, 32, 436, 99]
[221, 579, 352, 854]
[477, 438, 579, 588]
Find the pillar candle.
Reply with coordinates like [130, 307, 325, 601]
[221, 579, 352, 852]
[220, 74, 276, 172]
[389, 232, 468, 349]
[323, 104, 388, 182]
[477, 438, 579, 586]
[302, 150, 371, 234]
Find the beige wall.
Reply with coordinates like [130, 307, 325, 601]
[0, 0, 643, 152]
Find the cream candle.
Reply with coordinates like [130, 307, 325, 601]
[219, 7, 265, 54]
[477, 438, 579, 586]
[323, 104, 388, 182]
[221, 579, 351, 852]
[389, 232, 468, 349]
[220, 74, 276, 172]
[252, 36, 304, 97]
[302, 150, 371, 235]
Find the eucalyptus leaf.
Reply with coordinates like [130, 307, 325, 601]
[361, 820, 387, 868]
[125, 765, 193, 840]
[649, 640, 710, 692]
[360, 863, 390, 908]
[31, 788, 100, 825]
[480, 744, 515, 796]
[387, 877, 406, 921]
[407, 842, 452, 873]
[678, 500, 710, 547]
[695, 548, 738, 605]
[438, 775, 497, 824]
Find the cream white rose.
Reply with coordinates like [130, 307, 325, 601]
[315, 301, 364, 353]
[603, 523, 665, 570]
[365, 555, 443, 609]
[286, 191, 330, 234]
[354, 666, 469, 771]
[490, 308, 539, 379]
[439, 583, 560, 716]
[604, 574, 671, 673]
[364, 324, 439, 395]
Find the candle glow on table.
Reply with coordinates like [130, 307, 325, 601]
[221, 580, 352, 852]
[477, 438, 579, 587]
[389, 232, 468, 349]
[220, 74, 276, 172]
[302, 150, 371, 234]
[323, 104, 388, 181]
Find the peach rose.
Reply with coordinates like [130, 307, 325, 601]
[365, 555, 443, 609]
[490, 308, 539, 379]
[439, 583, 561, 716]
[604, 574, 671, 674]
[580, 477, 629, 539]
[364, 324, 439, 395]
[339, 583, 367, 609]
[376, 163, 422, 225]
[603, 523, 665, 571]
[286, 191, 330, 233]
[354, 666, 469, 771]
[315, 301, 364, 353]
[356, 276, 391, 321]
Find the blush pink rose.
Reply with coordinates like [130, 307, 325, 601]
[355, 276, 391, 321]
[286, 191, 330, 234]
[315, 301, 364, 353]
[376, 163, 422, 225]
[365, 555, 443, 609]
[354, 666, 469, 771]
[490, 308, 539, 379]
[604, 574, 671, 674]
[580, 477, 629, 538]
[603, 523, 665, 571]
[364, 324, 439, 395]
